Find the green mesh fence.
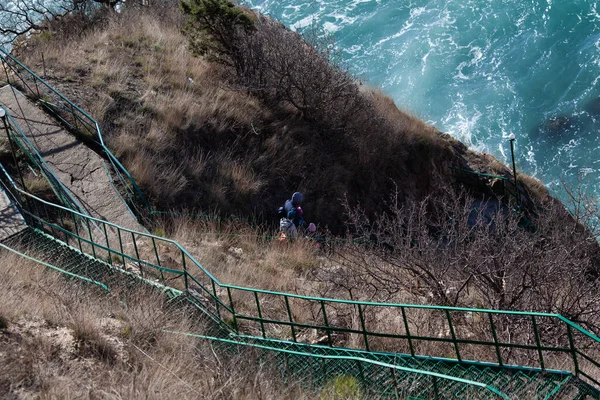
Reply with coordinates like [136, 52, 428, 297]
[1, 50, 600, 398]
[177, 333, 516, 399]
[1, 171, 600, 398]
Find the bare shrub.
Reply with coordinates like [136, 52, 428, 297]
[16, 1, 549, 232]
[323, 185, 600, 329]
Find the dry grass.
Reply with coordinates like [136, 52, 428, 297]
[23, 173, 54, 200]
[518, 173, 551, 200]
[0, 250, 315, 399]
[154, 213, 320, 291]
[10, 4, 482, 231]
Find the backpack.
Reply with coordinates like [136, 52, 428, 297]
[277, 206, 287, 219]
[279, 217, 298, 239]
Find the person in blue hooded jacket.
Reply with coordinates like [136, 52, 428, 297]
[285, 192, 304, 227]
[279, 192, 304, 239]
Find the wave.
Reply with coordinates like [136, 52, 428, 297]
[241, 0, 600, 199]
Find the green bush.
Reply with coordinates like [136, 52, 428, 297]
[180, 0, 254, 64]
[320, 375, 363, 400]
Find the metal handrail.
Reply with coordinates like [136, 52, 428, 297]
[0, 105, 90, 218]
[0, 48, 150, 218]
[3, 178, 600, 390]
[165, 330, 512, 399]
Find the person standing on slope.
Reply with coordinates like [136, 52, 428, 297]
[279, 192, 304, 239]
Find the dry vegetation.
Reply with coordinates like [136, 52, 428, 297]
[154, 214, 320, 289]
[0, 250, 314, 399]
[6, 2, 600, 394]
[10, 1, 545, 232]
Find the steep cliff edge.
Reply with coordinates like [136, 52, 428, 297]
[10, 5, 549, 229]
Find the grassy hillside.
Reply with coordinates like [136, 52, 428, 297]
[9, 0, 600, 318]
[0, 250, 310, 399]
[11, 3, 548, 231]
[4, 5, 600, 397]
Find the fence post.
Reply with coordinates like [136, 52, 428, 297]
[357, 303, 370, 351]
[85, 218, 97, 258]
[131, 232, 143, 278]
[445, 310, 461, 362]
[211, 280, 221, 319]
[72, 214, 83, 252]
[254, 291, 266, 338]
[566, 325, 580, 376]
[181, 250, 189, 292]
[117, 228, 126, 268]
[151, 237, 164, 282]
[284, 295, 297, 342]
[531, 315, 545, 370]
[489, 313, 503, 366]
[103, 223, 112, 265]
[226, 287, 239, 333]
[70, 104, 79, 131]
[321, 301, 333, 346]
[401, 307, 415, 357]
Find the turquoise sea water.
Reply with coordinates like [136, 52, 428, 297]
[241, 0, 600, 200]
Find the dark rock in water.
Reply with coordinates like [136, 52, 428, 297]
[532, 115, 576, 139]
[542, 116, 574, 134]
[584, 97, 600, 116]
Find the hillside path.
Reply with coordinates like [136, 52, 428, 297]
[0, 187, 27, 241]
[0, 86, 144, 235]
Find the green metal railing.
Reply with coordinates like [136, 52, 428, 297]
[2, 170, 600, 392]
[1, 48, 599, 398]
[168, 331, 514, 399]
[0, 48, 150, 220]
[451, 167, 520, 203]
[0, 105, 90, 218]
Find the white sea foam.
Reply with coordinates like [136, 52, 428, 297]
[410, 7, 426, 18]
[526, 147, 538, 177]
[325, 12, 358, 28]
[291, 14, 317, 31]
[421, 51, 429, 75]
[442, 101, 484, 150]
[322, 22, 339, 33]
[455, 46, 484, 80]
